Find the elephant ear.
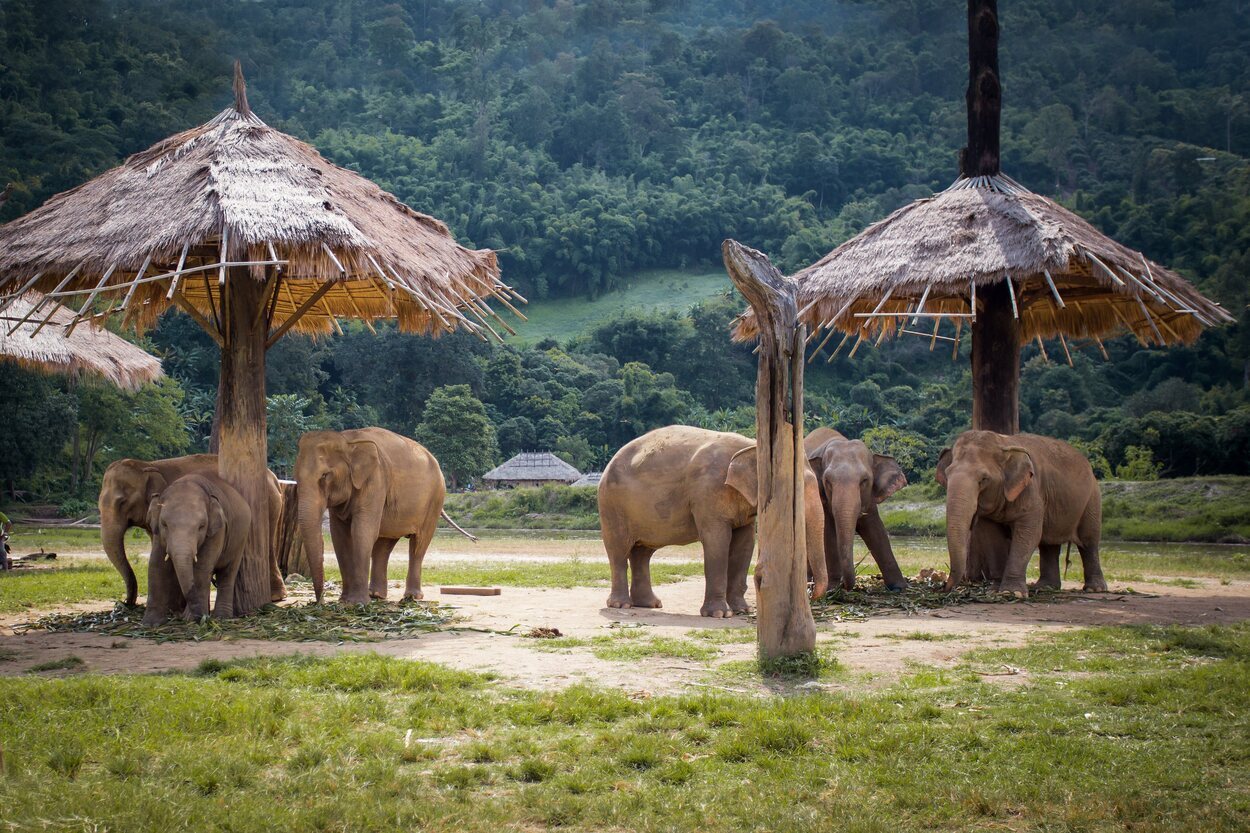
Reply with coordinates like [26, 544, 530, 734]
[141, 466, 169, 504]
[934, 448, 953, 487]
[725, 447, 758, 509]
[348, 441, 381, 491]
[871, 455, 907, 503]
[207, 495, 226, 539]
[1002, 447, 1035, 502]
[146, 500, 163, 537]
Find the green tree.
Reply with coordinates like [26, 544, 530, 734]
[0, 365, 74, 498]
[416, 385, 498, 489]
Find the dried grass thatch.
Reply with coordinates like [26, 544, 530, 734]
[0, 65, 514, 340]
[482, 452, 581, 485]
[0, 292, 162, 390]
[736, 174, 1232, 354]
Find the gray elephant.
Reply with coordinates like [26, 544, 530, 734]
[98, 454, 284, 606]
[142, 473, 252, 623]
[598, 425, 828, 618]
[936, 430, 1107, 597]
[804, 427, 908, 591]
[296, 427, 474, 605]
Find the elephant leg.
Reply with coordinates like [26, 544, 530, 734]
[857, 508, 907, 590]
[823, 505, 845, 589]
[699, 522, 733, 618]
[602, 517, 634, 609]
[403, 522, 437, 601]
[1034, 543, 1062, 590]
[346, 512, 383, 605]
[142, 548, 176, 625]
[1077, 502, 1107, 591]
[268, 490, 286, 602]
[369, 538, 399, 600]
[998, 523, 1042, 599]
[214, 556, 243, 619]
[726, 525, 754, 615]
[628, 545, 662, 608]
[328, 516, 358, 604]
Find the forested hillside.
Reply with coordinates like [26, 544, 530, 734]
[1, 0, 1248, 503]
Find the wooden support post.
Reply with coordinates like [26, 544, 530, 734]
[274, 481, 309, 578]
[722, 239, 816, 662]
[961, 0, 1001, 178]
[218, 265, 272, 615]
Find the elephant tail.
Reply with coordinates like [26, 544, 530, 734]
[441, 509, 478, 542]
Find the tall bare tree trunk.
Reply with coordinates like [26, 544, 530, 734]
[723, 240, 816, 661]
[219, 266, 271, 615]
[274, 481, 310, 578]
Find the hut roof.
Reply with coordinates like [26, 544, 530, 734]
[0, 65, 515, 339]
[0, 292, 162, 390]
[482, 452, 581, 484]
[736, 174, 1233, 350]
[570, 472, 602, 488]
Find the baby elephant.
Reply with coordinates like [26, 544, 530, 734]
[936, 430, 1106, 597]
[143, 473, 252, 624]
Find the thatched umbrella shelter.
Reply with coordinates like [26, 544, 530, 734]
[0, 64, 519, 614]
[738, 0, 1232, 434]
[0, 292, 162, 390]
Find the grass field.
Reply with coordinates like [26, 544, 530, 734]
[1, 624, 1247, 831]
[505, 268, 730, 344]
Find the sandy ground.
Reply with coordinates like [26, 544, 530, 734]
[4, 545, 1248, 694]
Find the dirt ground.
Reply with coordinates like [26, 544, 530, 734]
[3, 549, 1248, 695]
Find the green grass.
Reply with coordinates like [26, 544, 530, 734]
[24, 655, 85, 673]
[525, 626, 722, 662]
[443, 484, 600, 530]
[0, 562, 151, 614]
[1, 626, 1248, 830]
[7, 526, 147, 553]
[505, 268, 729, 345]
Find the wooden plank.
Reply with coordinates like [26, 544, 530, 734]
[440, 587, 502, 596]
[266, 280, 337, 348]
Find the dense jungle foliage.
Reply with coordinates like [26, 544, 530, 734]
[1, 0, 1248, 502]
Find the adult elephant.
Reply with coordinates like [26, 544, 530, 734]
[804, 427, 908, 591]
[295, 428, 474, 605]
[98, 454, 284, 606]
[935, 430, 1107, 597]
[598, 425, 828, 618]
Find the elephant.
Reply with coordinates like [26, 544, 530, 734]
[804, 427, 909, 591]
[98, 454, 284, 606]
[142, 473, 252, 623]
[296, 427, 475, 605]
[598, 425, 828, 618]
[935, 430, 1107, 597]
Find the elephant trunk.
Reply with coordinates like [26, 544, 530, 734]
[943, 476, 979, 591]
[298, 486, 327, 603]
[802, 477, 828, 599]
[101, 511, 138, 606]
[833, 502, 860, 591]
[168, 542, 199, 617]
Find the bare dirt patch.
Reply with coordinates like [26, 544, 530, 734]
[4, 558, 1247, 694]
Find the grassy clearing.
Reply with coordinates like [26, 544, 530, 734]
[444, 485, 600, 530]
[1, 625, 1248, 830]
[6, 525, 145, 553]
[0, 562, 151, 614]
[504, 268, 729, 345]
[525, 625, 722, 663]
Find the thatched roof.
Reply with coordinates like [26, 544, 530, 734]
[0, 292, 162, 390]
[482, 452, 581, 484]
[736, 174, 1233, 351]
[0, 65, 515, 339]
[570, 472, 602, 488]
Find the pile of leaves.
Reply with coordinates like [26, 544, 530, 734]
[17, 600, 458, 644]
[810, 573, 1067, 622]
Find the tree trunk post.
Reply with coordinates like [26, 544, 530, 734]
[723, 240, 816, 661]
[218, 265, 272, 615]
[275, 480, 310, 578]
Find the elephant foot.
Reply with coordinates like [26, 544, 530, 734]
[606, 593, 633, 609]
[141, 611, 168, 626]
[700, 600, 733, 618]
[1030, 579, 1061, 592]
[402, 591, 425, 602]
[728, 596, 750, 615]
[629, 592, 662, 609]
[885, 581, 908, 592]
[369, 590, 388, 601]
[996, 582, 1029, 599]
[270, 587, 287, 603]
[340, 592, 371, 606]
[1083, 577, 1109, 593]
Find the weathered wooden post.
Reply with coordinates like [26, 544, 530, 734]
[723, 239, 816, 660]
[963, 0, 1019, 435]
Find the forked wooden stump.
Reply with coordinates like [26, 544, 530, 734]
[722, 239, 816, 660]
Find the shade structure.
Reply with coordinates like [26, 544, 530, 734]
[0, 64, 518, 615]
[740, 173, 1234, 352]
[0, 292, 162, 390]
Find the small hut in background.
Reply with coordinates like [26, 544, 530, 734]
[570, 472, 602, 488]
[482, 452, 581, 489]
